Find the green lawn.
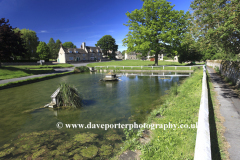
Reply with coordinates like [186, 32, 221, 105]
[87, 60, 204, 67]
[92, 66, 198, 71]
[0, 67, 55, 80]
[0, 64, 74, 80]
[87, 60, 203, 71]
[4, 63, 74, 69]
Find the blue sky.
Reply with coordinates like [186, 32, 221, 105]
[0, 0, 193, 52]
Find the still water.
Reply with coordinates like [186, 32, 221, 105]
[0, 72, 187, 159]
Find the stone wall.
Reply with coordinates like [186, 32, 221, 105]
[206, 60, 240, 87]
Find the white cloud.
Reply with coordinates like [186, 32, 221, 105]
[41, 30, 47, 33]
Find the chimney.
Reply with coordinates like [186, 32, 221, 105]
[82, 42, 86, 49]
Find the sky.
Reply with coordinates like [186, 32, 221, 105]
[0, 0, 193, 52]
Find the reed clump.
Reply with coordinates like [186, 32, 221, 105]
[58, 83, 82, 108]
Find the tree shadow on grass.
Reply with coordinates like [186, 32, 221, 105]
[207, 73, 222, 160]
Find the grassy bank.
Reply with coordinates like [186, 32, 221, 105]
[0, 64, 74, 80]
[4, 63, 74, 69]
[0, 71, 73, 89]
[87, 60, 204, 67]
[113, 68, 203, 159]
[0, 67, 54, 80]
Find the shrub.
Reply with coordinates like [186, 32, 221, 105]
[214, 66, 221, 74]
[74, 66, 90, 73]
[163, 56, 171, 60]
[57, 83, 82, 108]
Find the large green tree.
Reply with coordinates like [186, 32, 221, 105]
[190, 0, 240, 60]
[95, 35, 118, 58]
[47, 38, 56, 59]
[13, 28, 39, 60]
[54, 39, 62, 59]
[62, 42, 76, 48]
[36, 42, 50, 60]
[0, 18, 27, 67]
[122, 0, 190, 65]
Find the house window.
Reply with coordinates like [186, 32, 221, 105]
[75, 51, 78, 53]
[69, 57, 74, 60]
[69, 51, 72, 53]
[83, 54, 85, 56]
[83, 58, 85, 60]
[91, 53, 94, 56]
[90, 49, 93, 52]
[98, 53, 100, 56]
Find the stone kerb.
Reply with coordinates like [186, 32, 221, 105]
[194, 67, 211, 160]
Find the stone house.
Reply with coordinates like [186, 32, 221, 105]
[125, 52, 137, 60]
[147, 51, 165, 60]
[115, 51, 123, 59]
[57, 42, 103, 63]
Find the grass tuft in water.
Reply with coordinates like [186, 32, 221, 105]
[58, 82, 82, 108]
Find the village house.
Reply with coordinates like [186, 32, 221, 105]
[115, 51, 123, 59]
[125, 52, 137, 60]
[57, 42, 103, 63]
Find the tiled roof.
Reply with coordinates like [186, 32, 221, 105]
[86, 46, 102, 53]
[63, 48, 87, 54]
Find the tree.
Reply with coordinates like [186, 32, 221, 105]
[190, 0, 240, 60]
[0, 18, 27, 67]
[95, 35, 118, 59]
[36, 41, 50, 60]
[137, 54, 142, 59]
[54, 39, 62, 59]
[62, 42, 76, 48]
[122, 0, 190, 65]
[13, 28, 39, 60]
[47, 38, 56, 59]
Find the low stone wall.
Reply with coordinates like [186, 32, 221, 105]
[206, 60, 240, 86]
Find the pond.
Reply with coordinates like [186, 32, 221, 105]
[0, 72, 188, 159]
